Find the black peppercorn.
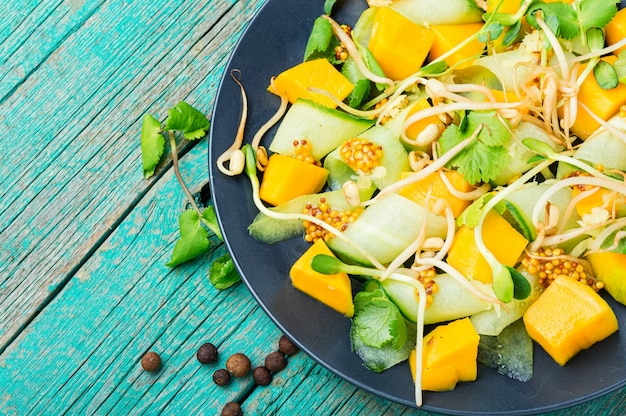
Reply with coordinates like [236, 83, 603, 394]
[213, 368, 231, 386]
[196, 342, 218, 364]
[278, 335, 299, 356]
[221, 402, 243, 416]
[141, 351, 162, 372]
[252, 366, 272, 386]
[226, 353, 251, 377]
[264, 351, 287, 373]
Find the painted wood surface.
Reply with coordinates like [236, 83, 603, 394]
[0, 0, 624, 415]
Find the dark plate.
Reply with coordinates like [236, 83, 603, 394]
[209, 1, 626, 414]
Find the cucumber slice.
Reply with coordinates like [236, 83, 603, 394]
[380, 273, 492, 325]
[248, 186, 375, 244]
[269, 98, 374, 160]
[326, 193, 448, 265]
[390, 0, 483, 25]
[324, 124, 411, 190]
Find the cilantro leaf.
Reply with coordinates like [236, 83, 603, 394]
[341, 57, 370, 107]
[304, 17, 340, 63]
[166, 209, 210, 267]
[439, 111, 512, 184]
[526, 1, 579, 39]
[164, 101, 210, 140]
[352, 289, 407, 350]
[141, 114, 165, 179]
[579, 0, 619, 31]
[209, 253, 240, 289]
[351, 319, 416, 372]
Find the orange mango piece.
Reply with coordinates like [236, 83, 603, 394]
[523, 275, 618, 366]
[429, 23, 485, 68]
[587, 252, 626, 306]
[404, 98, 445, 145]
[259, 154, 329, 206]
[605, 8, 626, 55]
[368, 7, 434, 80]
[409, 317, 479, 391]
[570, 55, 626, 140]
[289, 239, 354, 317]
[447, 211, 529, 284]
[270, 58, 354, 108]
[398, 170, 474, 218]
[571, 185, 625, 217]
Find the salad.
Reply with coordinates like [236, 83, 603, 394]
[215, 0, 626, 408]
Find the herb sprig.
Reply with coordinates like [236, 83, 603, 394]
[141, 101, 240, 289]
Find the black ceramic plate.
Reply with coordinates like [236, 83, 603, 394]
[209, 1, 626, 414]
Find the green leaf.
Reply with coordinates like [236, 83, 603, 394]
[526, 1, 579, 39]
[201, 205, 222, 240]
[324, 0, 338, 15]
[209, 253, 240, 289]
[341, 57, 371, 107]
[502, 19, 522, 47]
[457, 193, 507, 227]
[164, 101, 210, 140]
[614, 50, 626, 84]
[594, 60, 619, 90]
[585, 27, 605, 52]
[304, 17, 339, 63]
[351, 319, 416, 372]
[439, 111, 512, 184]
[353, 289, 407, 350]
[579, 0, 619, 31]
[141, 114, 165, 179]
[507, 266, 532, 300]
[479, 23, 504, 43]
[477, 319, 533, 382]
[166, 209, 210, 267]
[420, 61, 448, 76]
[492, 263, 514, 303]
[522, 137, 556, 156]
[311, 254, 344, 274]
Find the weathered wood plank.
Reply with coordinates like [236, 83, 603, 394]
[0, 0, 264, 349]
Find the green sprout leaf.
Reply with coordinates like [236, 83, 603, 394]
[166, 209, 211, 267]
[526, 1, 579, 39]
[324, 0, 338, 15]
[586, 27, 605, 52]
[209, 253, 241, 289]
[353, 289, 407, 350]
[311, 254, 344, 274]
[614, 50, 626, 85]
[478, 23, 504, 43]
[164, 101, 210, 140]
[457, 193, 506, 228]
[507, 266, 532, 300]
[141, 114, 165, 179]
[492, 263, 514, 303]
[594, 59, 619, 90]
[502, 19, 522, 47]
[522, 137, 556, 156]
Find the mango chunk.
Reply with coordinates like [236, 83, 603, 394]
[289, 239, 354, 317]
[570, 56, 626, 140]
[523, 275, 619, 366]
[605, 8, 626, 55]
[409, 317, 480, 391]
[447, 211, 529, 283]
[270, 58, 354, 108]
[429, 23, 485, 68]
[587, 252, 626, 306]
[571, 185, 626, 217]
[259, 154, 329, 206]
[368, 6, 434, 80]
[404, 98, 445, 146]
[399, 170, 474, 217]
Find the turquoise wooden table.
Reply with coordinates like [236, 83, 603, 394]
[0, 1, 624, 415]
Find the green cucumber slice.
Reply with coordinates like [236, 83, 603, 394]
[269, 98, 374, 160]
[390, 0, 483, 25]
[327, 193, 448, 266]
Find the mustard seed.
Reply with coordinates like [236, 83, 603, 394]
[196, 342, 218, 364]
[226, 353, 251, 377]
[278, 335, 299, 356]
[221, 402, 243, 416]
[213, 368, 231, 386]
[252, 366, 272, 386]
[141, 351, 161, 372]
[264, 351, 287, 373]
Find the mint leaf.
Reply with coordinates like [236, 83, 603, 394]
[304, 17, 339, 63]
[439, 111, 512, 184]
[580, 0, 619, 31]
[353, 289, 407, 350]
[164, 101, 210, 140]
[209, 253, 240, 289]
[141, 114, 165, 179]
[201, 205, 223, 240]
[166, 209, 210, 267]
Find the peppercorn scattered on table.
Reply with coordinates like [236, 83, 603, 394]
[0, 0, 625, 415]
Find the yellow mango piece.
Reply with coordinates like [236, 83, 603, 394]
[571, 56, 626, 140]
[486, 0, 570, 13]
[399, 170, 474, 217]
[571, 185, 626, 217]
[523, 275, 618, 366]
[587, 252, 626, 306]
[368, 7, 435, 80]
[605, 8, 626, 55]
[259, 154, 329, 206]
[447, 211, 529, 283]
[409, 318, 480, 391]
[404, 98, 445, 145]
[289, 239, 354, 317]
[270, 58, 354, 108]
[429, 23, 485, 68]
